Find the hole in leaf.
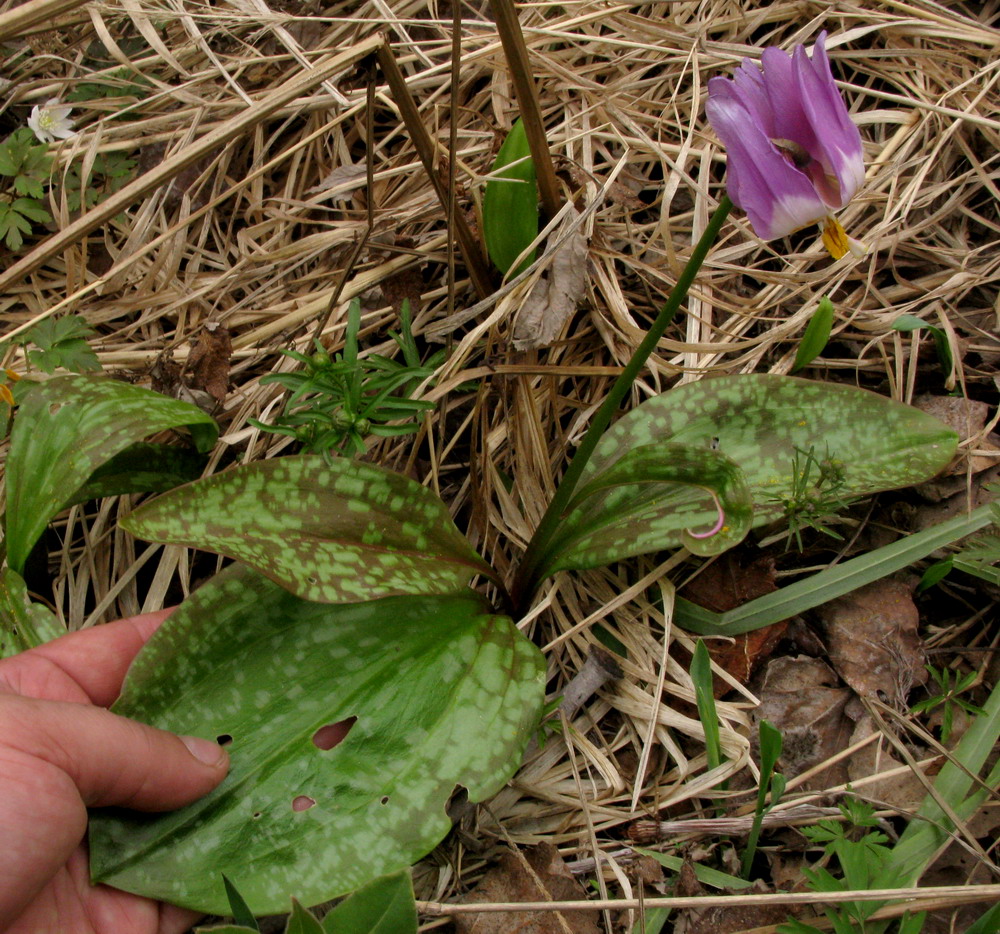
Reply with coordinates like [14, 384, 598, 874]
[216, 734, 233, 746]
[307, 576, 318, 584]
[312, 716, 357, 750]
[292, 795, 316, 812]
[252, 811, 262, 819]
[380, 795, 390, 806]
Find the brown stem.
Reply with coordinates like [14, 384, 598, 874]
[560, 645, 623, 719]
[490, 0, 562, 221]
[375, 43, 493, 301]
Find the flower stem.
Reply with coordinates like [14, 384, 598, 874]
[510, 195, 732, 612]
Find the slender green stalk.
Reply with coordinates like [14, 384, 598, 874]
[511, 196, 732, 610]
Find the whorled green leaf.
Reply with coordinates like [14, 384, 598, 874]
[0, 567, 62, 658]
[538, 442, 752, 577]
[321, 871, 417, 933]
[122, 455, 493, 603]
[483, 118, 538, 276]
[792, 296, 835, 372]
[581, 375, 957, 530]
[4, 374, 217, 574]
[67, 442, 208, 508]
[89, 565, 545, 914]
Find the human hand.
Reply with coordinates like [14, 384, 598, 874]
[0, 609, 230, 933]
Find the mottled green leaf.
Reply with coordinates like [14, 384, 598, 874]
[4, 374, 217, 574]
[122, 455, 493, 603]
[67, 442, 207, 507]
[89, 566, 545, 914]
[321, 871, 417, 933]
[539, 442, 752, 577]
[483, 118, 538, 276]
[0, 567, 62, 658]
[792, 297, 835, 372]
[582, 375, 957, 531]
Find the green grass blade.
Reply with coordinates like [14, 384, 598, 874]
[675, 504, 994, 635]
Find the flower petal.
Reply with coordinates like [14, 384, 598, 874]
[706, 93, 828, 239]
[793, 33, 864, 206]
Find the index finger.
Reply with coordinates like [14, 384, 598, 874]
[0, 608, 174, 706]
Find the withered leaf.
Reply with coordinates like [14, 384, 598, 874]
[454, 843, 599, 934]
[513, 208, 588, 351]
[186, 324, 232, 404]
[814, 578, 926, 706]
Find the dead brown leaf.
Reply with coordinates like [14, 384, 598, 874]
[814, 578, 926, 706]
[914, 394, 998, 475]
[307, 161, 368, 202]
[847, 714, 927, 811]
[186, 323, 232, 404]
[513, 209, 588, 351]
[454, 843, 600, 934]
[674, 879, 789, 934]
[682, 553, 783, 686]
[754, 655, 852, 788]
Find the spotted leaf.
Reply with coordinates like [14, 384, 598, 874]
[89, 565, 545, 914]
[4, 374, 217, 574]
[122, 455, 492, 602]
[582, 374, 957, 527]
[0, 568, 62, 658]
[538, 442, 753, 578]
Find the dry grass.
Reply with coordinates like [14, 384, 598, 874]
[1, 0, 998, 929]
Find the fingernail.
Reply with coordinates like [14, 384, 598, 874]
[181, 734, 228, 767]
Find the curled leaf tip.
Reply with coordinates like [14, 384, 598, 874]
[685, 490, 726, 540]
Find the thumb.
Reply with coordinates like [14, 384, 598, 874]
[2, 694, 229, 810]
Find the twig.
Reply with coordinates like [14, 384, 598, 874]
[375, 42, 493, 301]
[560, 645, 624, 719]
[416, 883, 1000, 916]
[489, 0, 562, 221]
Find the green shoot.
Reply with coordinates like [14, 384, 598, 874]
[763, 444, 852, 551]
[918, 500, 1000, 591]
[792, 296, 835, 372]
[891, 314, 953, 382]
[482, 117, 538, 276]
[18, 314, 101, 374]
[691, 640, 725, 783]
[910, 665, 985, 744]
[778, 796, 893, 934]
[916, 557, 952, 592]
[251, 299, 442, 458]
[222, 874, 260, 930]
[741, 719, 786, 878]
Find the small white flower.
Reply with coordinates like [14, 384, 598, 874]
[27, 98, 75, 144]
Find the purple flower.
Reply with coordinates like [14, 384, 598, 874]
[706, 31, 865, 257]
